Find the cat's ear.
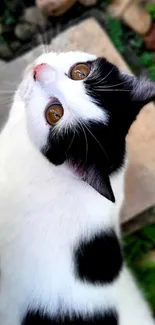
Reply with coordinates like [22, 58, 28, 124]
[120, 73, 155, 129]
[82, 166, 115, 203]
[122, 73, 155, 108]
[131, 76, 155, 106]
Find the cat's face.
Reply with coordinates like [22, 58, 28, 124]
[19, 51, 155, 202]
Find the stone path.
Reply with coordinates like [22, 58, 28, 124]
[0, 18, 155, 222]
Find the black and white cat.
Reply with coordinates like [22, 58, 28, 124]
[0, 51, 155, 325]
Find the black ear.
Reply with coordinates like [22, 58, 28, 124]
[122, 72, 155, 108]
[131, 76, 155, 106]
[117, 73, 155, 130]
[81, 166, 115, 203]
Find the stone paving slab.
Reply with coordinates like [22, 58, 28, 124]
[0, 18, 155, 222]
[0, 60, 6, 69]
[0, 46, 45, 128]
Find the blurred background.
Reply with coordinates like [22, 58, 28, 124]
[0, 0, 155, 315]
[1, 0, 155, 68]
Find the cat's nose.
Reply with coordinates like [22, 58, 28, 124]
[33, 63, 56, 85]
[33, 63, 47, 81]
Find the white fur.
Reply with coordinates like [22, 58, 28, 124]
[0, 51, 154, 325]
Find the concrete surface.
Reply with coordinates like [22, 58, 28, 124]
[0, 18, 155, 222]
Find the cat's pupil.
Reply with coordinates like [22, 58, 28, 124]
[53, 110, 59, 118]
[77, 70, 85, 77]
[45, 103, 64, 125]
[70, 63, 90, 80]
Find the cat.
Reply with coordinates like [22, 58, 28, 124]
[0, 51, 155, 325]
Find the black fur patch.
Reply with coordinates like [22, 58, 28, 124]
[42, 58, 145, 202]
[85, 57, 147, 130]
[42, 57, 155, 202]
[43, 119, 126, 202]
[23, 310, 118, 325]
[74, 230, 123, 284]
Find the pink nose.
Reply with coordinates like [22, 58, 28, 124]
[33, 63, 47, 80]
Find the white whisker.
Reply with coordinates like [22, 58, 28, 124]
[37, 32, 49, 55]
[19, 2, 49, 58]
[65, 131, 75, 155]
[81, 121, 109, 163]
[78, 120, 88, 166]
[93, 88, 130, 92]
[102, 66, 115, 83]
[99, 79, 129, 89]
[91, 66, 115, 86]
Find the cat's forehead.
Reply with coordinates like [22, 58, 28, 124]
[35, 51, 96, 73]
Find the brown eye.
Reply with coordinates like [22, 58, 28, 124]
[70, 63, 91, 80]
[45, 104, 64, 126]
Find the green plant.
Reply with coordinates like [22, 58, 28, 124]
[107, 15, 124, 53]
[131, 34, 143, 51]
[148, 65, 155, 81]
[0, 34, 4, 43]
[146, 3, 155, 20]
[140, 52, 155, 81]
[4, 10, 15, 25]
[132, 261, 155, 309]
[140, 52, 153, 67]
[124, 224, 155, 311]
[99, 0, 112, 10]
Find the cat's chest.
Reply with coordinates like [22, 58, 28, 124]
[0, 183, 122, 316]
[0, 212, 122, 321]
[0, 150, 123, 320]
[0, 189, 118, 281]
[7, 226, 121, 325]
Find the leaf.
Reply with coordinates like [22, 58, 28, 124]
[140, 52, 153, 67]
[124, 224, 155, 312]
[107, 15, 124, 53]
[149, 66, 155, 81]
[146, 3, 155, 20]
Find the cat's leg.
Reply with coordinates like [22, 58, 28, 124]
[118, 267, 155, 325]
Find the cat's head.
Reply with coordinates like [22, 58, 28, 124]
[19, 51, 155, 203]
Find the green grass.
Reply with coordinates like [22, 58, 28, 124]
[124, 224, 155, 312]
[106, 15, 124, 54]
[146, 3, 155, 20]
[102, 4, 155, 82]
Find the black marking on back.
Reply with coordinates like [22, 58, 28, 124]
[74, 230, 123, 284]
[23, 310, 118, 325]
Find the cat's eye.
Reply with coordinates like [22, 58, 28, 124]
[45, 103, 64, 126]
[70, 63, 91, 80]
